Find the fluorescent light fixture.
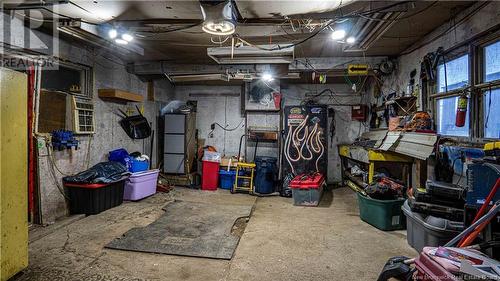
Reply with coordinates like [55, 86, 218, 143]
[207, 44, 294, 64]
[346, 36, 356, 44]
[121, 33, 133, 42]
[262, 73, 274, 82]
[115, 38, 128, 45]
[331, 29, 346, 40]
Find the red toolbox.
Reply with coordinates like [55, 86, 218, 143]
[201, 160, 220, 191]
[289, 173, 325, 206]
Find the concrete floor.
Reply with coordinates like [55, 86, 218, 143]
[18, 187, 417, 281]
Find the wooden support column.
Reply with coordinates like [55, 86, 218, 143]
[415, 159, 428, 189]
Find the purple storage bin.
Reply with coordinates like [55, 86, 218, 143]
[123, 169, 159, 201]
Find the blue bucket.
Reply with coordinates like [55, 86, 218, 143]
[219, 170, 237, 190]
[254, 157, 277, 194]
[129, 158, 149, 173]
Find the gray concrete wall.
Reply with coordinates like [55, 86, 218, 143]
[171, 85, 245, 157]
[36, 65, 170, 224]
[1, 14, 173, 224]
[173, 83, 368, 183]
[379, 2, 500, 102]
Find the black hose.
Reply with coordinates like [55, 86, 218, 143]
[237, 134, 247, 162]
[253, 138, 259, 163]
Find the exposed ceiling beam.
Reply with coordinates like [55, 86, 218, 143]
[290, 57, 388, 71]
[127, 56, 387, 78]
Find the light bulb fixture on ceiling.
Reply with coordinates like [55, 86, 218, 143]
[200, 0, 236, 36]
[121, 33, 134, 42]
[346, 36, 356, 44]
[331, 29, 346, 40]
[107, 26, 134, 45]
[262, 73, 274, 82]
[108, 28, 117, 39]
[202, 21, 235, 36]
[115, 38, 128, 45]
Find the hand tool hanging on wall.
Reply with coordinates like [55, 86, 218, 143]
[118, 106, 151, 139]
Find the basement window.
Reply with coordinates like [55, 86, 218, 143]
[437, 54, 469, 93]
[436, 96, 470, 137]
[37, 61, 93, 134]
[41, 63, 92, 97]
[484, 40, 500, 82]
[484, 88, 500, 139]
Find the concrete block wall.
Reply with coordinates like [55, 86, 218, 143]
[35, 55, 171, 223]
[1, 14, 173, 224]
[171, 85, 245, 157]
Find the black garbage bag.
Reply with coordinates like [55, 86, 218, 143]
[63, 161, 129, 184]
[280, 173, 294, 197]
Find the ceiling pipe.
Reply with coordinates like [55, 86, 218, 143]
[126, 56, 388, 79]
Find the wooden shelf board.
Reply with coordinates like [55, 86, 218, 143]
[98, 88, 143, 102]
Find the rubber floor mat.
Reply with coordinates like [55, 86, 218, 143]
[105, 200, 252, 259]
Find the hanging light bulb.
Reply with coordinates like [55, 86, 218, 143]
[115, 38, 128, 45]
[121, 33, 134, 42]
[108, 28, 117, 39]
[331, 29, 346, 40]
[346, 36, 356, 44]
[262, 73, 274, 82]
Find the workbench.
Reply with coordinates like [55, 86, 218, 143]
[338, 144, 414, 190]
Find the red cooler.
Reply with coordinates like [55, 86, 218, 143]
[202, 160, 220, 190]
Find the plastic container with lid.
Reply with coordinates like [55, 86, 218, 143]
[124, 169, 159, 201]
[64, 179, 125, 215]
[290, 173, 325, 206]
[402, 200, 463, 252]
[357, 193, 406, 231]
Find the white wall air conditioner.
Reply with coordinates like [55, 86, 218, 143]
[72, 96, 95, 134]
[207, 44, 294, 64]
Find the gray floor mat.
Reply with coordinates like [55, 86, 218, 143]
[105, 200, 252, 260]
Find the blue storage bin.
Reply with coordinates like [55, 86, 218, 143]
[219, 170, 242, 190]
[129, 158, 149, 173]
